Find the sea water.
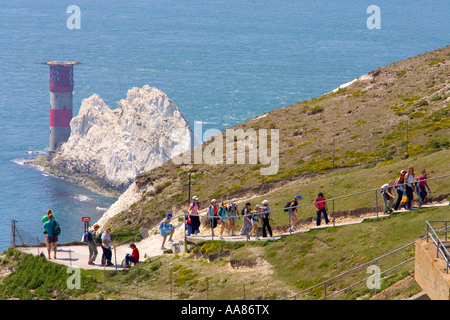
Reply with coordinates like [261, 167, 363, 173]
[0, 0, 448, 251]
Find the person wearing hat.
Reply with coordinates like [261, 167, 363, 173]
[261, 200, 273, 238]
[160, 213, 175, 250]
[288, 195, 302, 232]
[123, 243, 140, 268]
[239, 202, 252, 240]
[207, 199, 219, 236]
[315, 193, 330, 225]
[393, 170, 407, 211]
[187, 196, 201, 236]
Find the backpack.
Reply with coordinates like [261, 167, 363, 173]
[53, 222, 61, 236]
[83, 230, 92, 242]
[284, 201, 292, 212]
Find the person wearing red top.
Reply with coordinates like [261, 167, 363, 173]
[314, 192, 330, 226]
[123, 243, 139, 268]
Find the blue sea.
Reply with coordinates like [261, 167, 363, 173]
[0, 0, 448, 251]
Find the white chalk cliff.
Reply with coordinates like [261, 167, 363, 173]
[51, 85, 193, 190]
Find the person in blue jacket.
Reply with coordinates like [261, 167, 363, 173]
[160, 213, 175, 250]
[43, 210, 60, 260]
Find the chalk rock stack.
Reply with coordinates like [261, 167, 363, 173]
[51, 85, 192, 191]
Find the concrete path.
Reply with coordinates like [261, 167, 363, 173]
[17, 201, 449, 270]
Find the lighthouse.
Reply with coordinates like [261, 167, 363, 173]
[43, 61, 79, 153]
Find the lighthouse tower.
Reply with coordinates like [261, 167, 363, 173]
[43, 61, 79, 153]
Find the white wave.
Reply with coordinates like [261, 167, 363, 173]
[11, 158, 27, 166]
[96, 206, 109, 211]
[73, 195, 92, 202]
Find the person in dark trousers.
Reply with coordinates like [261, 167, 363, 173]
[314, 192, 330, 226]
[404, 165, 415, 210]
[416, 169, 432, 207]
[260, 200, 273, 238]
[101, 227, 113, 266]
[393, 170, 407, 211]
[123, 243, 140, 268]
[188, 196, 201, 235]
[43, 210, 60, 260]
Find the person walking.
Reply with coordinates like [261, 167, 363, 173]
[260, 200, 273, 238]
[393, 170, 407, 211]
[43, 210, 60, 260]
[123, 243, 140, 268]
[86, 224, 99, 265]
[101, 227, 113, 266]
[218, 201, 228, 239]
[286, 195, 302, 232]
[207, 199, 219, 236]
[188, 196, 201, 235]
[227, 200, 238, 236]
[404, 165, 415, 210]
[249, 205, 261, 240]
[381, 181, 395, 214]
[160, 213, 175, 250]
[416, 169, 432, 207]
[314, 192, 330, 225]
[239, 202, 252, 240]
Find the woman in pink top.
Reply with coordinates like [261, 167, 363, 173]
[187, 196, 201, 235]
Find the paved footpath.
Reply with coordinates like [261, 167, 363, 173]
[17, 202, 449, 270]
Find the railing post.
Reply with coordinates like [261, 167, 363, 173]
[375, 190, 379, 218]
[375, 260, 379, 295]
[332, 200, 335, 227]
[114, 247, 118, 270]
[446, 221, 448, 242]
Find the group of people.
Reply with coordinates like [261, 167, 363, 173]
[42, 163, 433, 266]
[41, 213, 139, 268]
[381, 165, 432, 214]
[184, 197, 274, 241]
[180, 192, 331, 240]
[83, 225, 140, 268]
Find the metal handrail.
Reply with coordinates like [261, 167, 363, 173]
[426, 220, 450, 273]
[193, 173, 450, 233]
[106, 174, 448, 270]
[290, 236, 426, 299]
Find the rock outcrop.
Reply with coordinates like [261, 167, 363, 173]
[51, 85, 193, 191]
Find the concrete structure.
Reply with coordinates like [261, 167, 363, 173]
[414, 239, 450, 300]
[43, 61, 79, 153]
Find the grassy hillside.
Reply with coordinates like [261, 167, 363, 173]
[2, 203, 449, 300]
[106, 45, 449, 232]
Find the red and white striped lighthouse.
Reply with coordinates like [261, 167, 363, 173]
[43, 61, 79, 153]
